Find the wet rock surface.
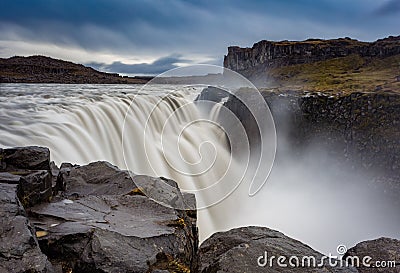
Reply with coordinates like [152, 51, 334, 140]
[198, 226, 358, 273]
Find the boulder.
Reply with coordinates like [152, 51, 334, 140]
[0, 183, 54, 273]
[0, 146, 50, 171]
[0, 147, 198, 272]
[29, 161, 198, 273]
[58, 161, 135, 196]
[18, 170, 53, 207]
[344, 237, 400, 273]
[199, 226, 358, 273]
[0, 146, 53, 208]
[195, 86, 229, 103]
[57, 161, 195, 210]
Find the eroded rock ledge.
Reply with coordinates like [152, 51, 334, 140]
[0, 146, 398, 273]
[0, 146, 197, 273]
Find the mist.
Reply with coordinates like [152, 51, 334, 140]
[201, 94, 400, 255]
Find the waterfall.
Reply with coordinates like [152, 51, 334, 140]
[1, 83, 399, 255]
[0, 83, 249, 241]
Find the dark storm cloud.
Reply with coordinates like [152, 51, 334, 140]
[88, 54, 189, 75]
[375, 0, 400, 15]
[0, 0, 398, 74]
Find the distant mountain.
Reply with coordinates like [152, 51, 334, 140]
[0, 55, 151, 84]
[224, 35, 400, 93]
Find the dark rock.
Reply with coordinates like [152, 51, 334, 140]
[0, 146, 50, 171]
[58, 161, 136, 197]
[18, 170, 53, 208]
[59, 162, 75, 169]
[29, 161, 198, 273]
[57, 161, 196, 210]
[0, 172, 21, 184]
[0, 147, 198, 272]
[224, 36, 400, 76]
[195, 86, 230, 103]
[0, 183, 54, 273]
[32, 196, 194, 272]
[49, 161, 59, 178]
[224, 89, 400, 195]
[49, 161, 60, 195]
[344, 238, 400, 273]
[134, 175, 196, 210]
[199, 226, 357, 273]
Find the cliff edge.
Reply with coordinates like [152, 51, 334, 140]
[224, 36, 400, 91]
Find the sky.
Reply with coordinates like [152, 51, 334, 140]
[0, 0, 399, 75]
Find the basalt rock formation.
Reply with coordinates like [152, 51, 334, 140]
[224, 36, 400, 90]
[219, 35, 400, 199]
[218, 88, 400, 203]
[224, 36, 400, 72]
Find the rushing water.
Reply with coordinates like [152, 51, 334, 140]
[0, 83, 398, 255]
[0, 83, 246, 240]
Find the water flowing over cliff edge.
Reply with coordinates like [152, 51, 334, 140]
[0, 82, 399, 257]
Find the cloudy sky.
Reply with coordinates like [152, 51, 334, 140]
[0, 0, 399, 75]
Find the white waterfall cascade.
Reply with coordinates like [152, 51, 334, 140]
[0, 84, 249, 241]
[0, 83, 399, 255]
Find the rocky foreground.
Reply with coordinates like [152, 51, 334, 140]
[0, 146, 399, 273]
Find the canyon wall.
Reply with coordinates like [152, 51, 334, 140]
[224, 36, 400, 78]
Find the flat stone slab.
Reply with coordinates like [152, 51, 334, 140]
[0, 172, 21, 184]
[31, 195, 180, 238]
[28, 161, 197, 272]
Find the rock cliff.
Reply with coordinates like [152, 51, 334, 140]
[221, 89, 400, 198]
[220, 35, 400, 198]
[224, 36, 400, 89]
[224, 35, 400, 72]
